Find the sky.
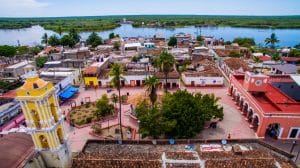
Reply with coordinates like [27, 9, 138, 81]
[0, 0, 300, 17]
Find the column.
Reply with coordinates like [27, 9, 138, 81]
[35, 101, 45, 128]
[51, 131, 60, 147]
[20, 101, 32, 127]
[46, 99, 55, 122]
[46, 132, 56, 149]
[53, 95, 61, 117]
[41, 99, 52, 125]
[32, 134, 42, 149]
[23, 101, 35, 128]
[31, 134, 39, 149]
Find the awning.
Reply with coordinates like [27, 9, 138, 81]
[59, 86, 78, 99]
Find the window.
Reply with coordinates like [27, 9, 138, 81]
[255, 80, 262, 86]
[289, 128, 299, 138]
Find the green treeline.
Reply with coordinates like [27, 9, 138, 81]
[1, 15, 300, 32]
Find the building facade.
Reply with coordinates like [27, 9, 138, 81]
[16, 75, 71, 167]
[228, 72, 300, 139]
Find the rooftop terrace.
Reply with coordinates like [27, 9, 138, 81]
[72, 139, 296, 168]
[234, 75, 300, 113]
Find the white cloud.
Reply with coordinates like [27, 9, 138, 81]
[0, 0, 49, 17]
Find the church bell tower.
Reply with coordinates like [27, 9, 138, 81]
[16, 75, 71, 168]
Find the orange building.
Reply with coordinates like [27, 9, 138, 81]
[228, 72, 300, 139]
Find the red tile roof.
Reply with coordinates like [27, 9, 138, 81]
[235, 75, 300, 113]
[0, 133, 34, 168]
[282, 57, 300, 62]
[84, 66, 98, 75]
[0, 90, 17, 99]
[259, 55, 271, 61]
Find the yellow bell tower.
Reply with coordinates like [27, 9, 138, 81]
[16, 75, 71, 168]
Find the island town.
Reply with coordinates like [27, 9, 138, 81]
[0, 17, 299, 168]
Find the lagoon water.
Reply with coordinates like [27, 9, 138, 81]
[0, 24, 300, 47]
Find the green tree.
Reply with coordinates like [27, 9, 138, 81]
[144, 75, 160, 105]
[113, 41, 120, 50]
[69, 28, 80, 43]
[265, 33, 279, 49]
[95, 94, 114, 119]
[16, 46, 29, 55]
[136, 100, 175, 139]
[233, 37, 255, 48]
[109, 63, 124, 140]
[228, 51, 241, 58]
[60, 35, 75, 47]
[289, 49, 300, 57]
[48, 35, 60, 46]
[86, 32, 103, 48]
[155, 51, 175, 92]
[30, 46, 41, 55]
[224, 41, 232, 45]
[161, 90, 223, 138]
[41, 33, 48, 45]
[294, 43, 300, 49]
[35, 57, 48, 68]
[168, 36, 177, 47]
[109, 32, 115, 39]
[0, 45, 16, 57]
[131, 56, 139, 62]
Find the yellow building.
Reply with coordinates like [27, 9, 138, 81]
[83, 66, 99, 88]
[16, 75, 71, 168]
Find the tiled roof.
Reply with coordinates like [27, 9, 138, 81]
[183, 68, 222, 77]
[224, 58, 251, 71]
[155, 71, 180, 79]
[84, 66, 98, 75]
[0, 133, 34, 168]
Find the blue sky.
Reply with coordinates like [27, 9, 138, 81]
[1, 0, 300, 17]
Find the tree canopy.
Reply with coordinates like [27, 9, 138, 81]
[69, 28, 80, 43]
[168, 36, 177, 47]
[95, 94, 114, 119]
[136, 90, 224, 139]
[265, 33, 279, 49]
[154, 51, 175, 92]
[0, 45, 16, 57]
[60, 35, 75, 47]
[35, 57, 48, 68]
[48, 35, 61, 46]
[289, 49, 300, 57]
[233, 37, 255, 48]
[86, 32, 103, 47]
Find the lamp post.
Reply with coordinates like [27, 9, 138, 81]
[137, 120, 141, 142]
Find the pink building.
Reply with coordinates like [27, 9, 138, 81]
[228, 72, 300, 139]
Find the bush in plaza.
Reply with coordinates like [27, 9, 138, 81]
[95, 94, 114, 119]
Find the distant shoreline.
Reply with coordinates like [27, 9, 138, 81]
[1, 15, 300, 32]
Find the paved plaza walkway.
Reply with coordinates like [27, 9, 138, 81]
[63, 86, 257, 152]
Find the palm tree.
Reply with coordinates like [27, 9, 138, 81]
[265, 33, 279, 49]
[41, 33, 48, 45]
[144, 75, 160, 106]
[109, 63, 124, 140]
[155, 51, 175, 92]
[111, 93, 118, 109]
[253, 56, 263, 73]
